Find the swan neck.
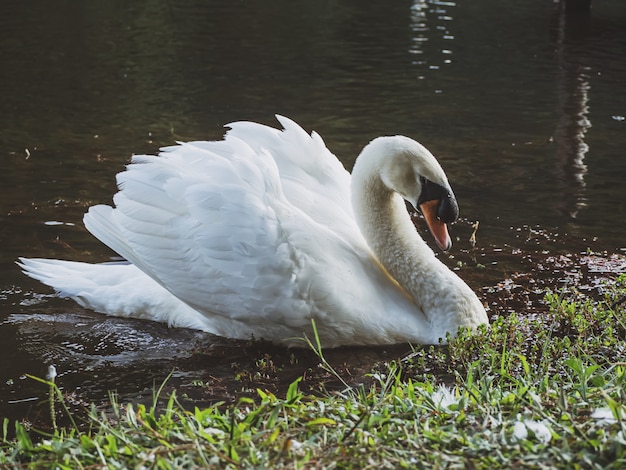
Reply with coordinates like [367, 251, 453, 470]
[350, 138, 488, 337]
[351, 164, 435, 301]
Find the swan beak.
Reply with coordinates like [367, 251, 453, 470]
[419, 199, 452, 251]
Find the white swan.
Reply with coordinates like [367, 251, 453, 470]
[19, 116, 488, 347]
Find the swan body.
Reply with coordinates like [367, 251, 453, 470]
[20, 116, 488, 347]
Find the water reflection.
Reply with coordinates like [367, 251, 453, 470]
[409, 1, 430, 63]
[409, 0, 456, 73]
[552, 4, 592, 219]
[1, 0, 626, 432]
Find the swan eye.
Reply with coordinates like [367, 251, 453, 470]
[417, 177, 459, 223]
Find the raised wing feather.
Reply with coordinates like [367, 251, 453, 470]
[204, 115, 355, 238]
[83, 117, 379, 332]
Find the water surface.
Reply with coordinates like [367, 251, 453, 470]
[1, 0, 625, 428]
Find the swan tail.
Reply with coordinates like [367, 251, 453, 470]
[18, 257, 130, 310]
[17, 257, 214, 331]
[18, 257, 85, 299]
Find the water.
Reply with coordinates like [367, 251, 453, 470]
[1, 0, 625, 428]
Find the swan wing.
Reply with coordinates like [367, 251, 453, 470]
[220, 115, 354, 235]
[82, 118, 396, 340]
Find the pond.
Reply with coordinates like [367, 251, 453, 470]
[1, 0, 625, 430]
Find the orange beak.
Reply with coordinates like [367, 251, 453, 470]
[419, 199, 452, 251]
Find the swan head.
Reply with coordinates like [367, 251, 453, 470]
[357, 135, 459, 251]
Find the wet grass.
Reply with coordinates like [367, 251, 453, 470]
[1, 275, 625, 468]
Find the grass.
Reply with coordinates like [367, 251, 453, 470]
[1, 277, 625, 468]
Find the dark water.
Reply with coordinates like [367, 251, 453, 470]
[1, 0, 625, 428]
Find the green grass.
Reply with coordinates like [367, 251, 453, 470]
[2, 277, 625, 469]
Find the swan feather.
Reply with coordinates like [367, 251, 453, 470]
[20, 116, 487, 347]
